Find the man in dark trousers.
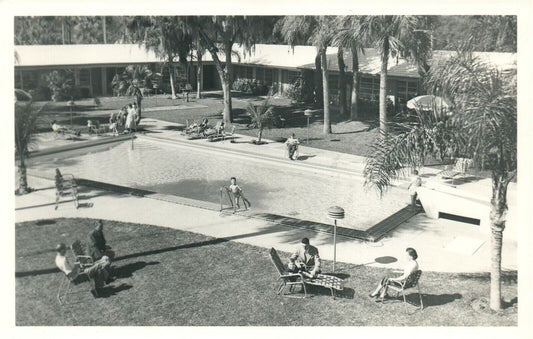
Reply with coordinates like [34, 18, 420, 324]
[88, 220, 115, 261]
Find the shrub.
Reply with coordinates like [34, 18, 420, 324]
[284, 76, 314, 104]
[232, 78, 270, 96]
[42, 70, 75, 102]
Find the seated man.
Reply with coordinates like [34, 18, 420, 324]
[88, 220, 115, 261]
[55, 243, 111, 297]
[285, 133, 300, 160]
[288, 237, 321, 278]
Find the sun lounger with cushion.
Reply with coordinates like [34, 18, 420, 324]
[269, 248, 344, 299]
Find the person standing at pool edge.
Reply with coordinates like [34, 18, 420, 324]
[408, 170, 422, 210]
[228, 177, 251, 213]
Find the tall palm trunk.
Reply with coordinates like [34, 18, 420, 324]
[350, 45, 360, 120]
[135, 92, 142, 125]
[320, 49, 331, 135]
[379, 37, 390, 135]
[168, 61, 177, 99]
[17, 158, 28, 194]
[337, 47, 347, 117]
[314, 54, 323, 105]
[222, 39, 234, 123]
[196, 49, 203, 99]
[257, 126, 263, 144]
[489, 170, 512, 311]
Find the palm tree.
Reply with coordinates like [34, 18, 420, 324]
[246, 95, 275, 145]
[15, 99, 43, 195]
[276, 16, 334, 135]
[357, 16, 431, 135]
[364, 49, 516, 311]
[333, 15, 367, 121]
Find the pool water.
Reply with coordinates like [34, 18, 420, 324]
[28, 138, 407, 230]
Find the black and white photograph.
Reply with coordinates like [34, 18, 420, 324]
[3, 0, 532, 336]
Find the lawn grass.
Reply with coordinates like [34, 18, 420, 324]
[16, 218, 517, 326]
[35, 93, 380, 157]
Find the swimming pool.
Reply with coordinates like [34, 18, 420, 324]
[28, 138, 407, 230]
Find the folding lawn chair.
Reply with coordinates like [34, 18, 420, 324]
[438, 158, 473, 184]
[56, 240, 95, 305]
[382, 270, 424, 314]
[55, 173, 79, 210]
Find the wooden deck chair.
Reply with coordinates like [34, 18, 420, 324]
[55, 173, 79, 210]
[57, 240, 94, 304]
[383, 270, 424, 314]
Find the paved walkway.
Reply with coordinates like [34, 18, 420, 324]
[16, 118, 517, 273]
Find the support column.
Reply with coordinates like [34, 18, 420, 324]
[89, 69, 94, 97]
[19, 71, 24, 90]
[74, 69, 80, 86]
[101, 68, 107, 96]
[278, 69, 282, 95]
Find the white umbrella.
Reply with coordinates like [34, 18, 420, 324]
[407, 95, 451, 111]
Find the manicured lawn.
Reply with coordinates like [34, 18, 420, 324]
[34, 93, 380, 157]
[16, 218, 517, 326]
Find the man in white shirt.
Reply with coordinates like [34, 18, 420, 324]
[288, 237, 321, 278]
[55, 243, 111, 297]
[285, 133, 300, 160]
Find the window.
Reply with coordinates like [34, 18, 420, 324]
[282, 70, 300, 84]
[255, 68, 264, 81]
[397, 80, 419, 101]
[264, 68, 274, 84]
[79, 69, 90, 86]
[359, 76, 379, 100]
[244, 66, 253, 79]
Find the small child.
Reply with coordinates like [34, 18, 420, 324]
[228, 177, 251, 213]
[408, 170, 422, 210]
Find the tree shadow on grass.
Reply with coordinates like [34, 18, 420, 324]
[112, 261, 160, 279]
[454, 271, 517, 284]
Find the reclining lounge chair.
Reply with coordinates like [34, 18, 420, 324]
[269, 247, 344, 299]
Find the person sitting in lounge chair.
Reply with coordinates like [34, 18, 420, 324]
[369, 247, 419, 301]
[87, 120, 100, 135]
[288, 237, 321, 278]
[204, 121, 225, 137]
[55, 243, 111, 298]
[285, 133, 300, 160]
[51, 120, 81, 137]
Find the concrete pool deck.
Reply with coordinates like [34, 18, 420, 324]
[17, 118, 517, 273]
[15, 175, 516, 274]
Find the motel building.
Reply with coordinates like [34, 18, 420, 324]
[15, 43, 516, 110]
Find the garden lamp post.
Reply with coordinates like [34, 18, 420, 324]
[304, 109, 313, 144]
[327, 206, 345, 272]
